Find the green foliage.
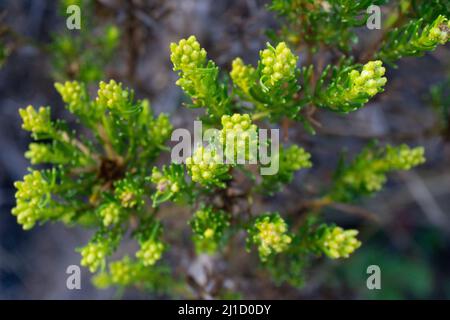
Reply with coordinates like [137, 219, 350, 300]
[378, 15, 449, 65]
[51, 0, 120, 82]
[268, 0, 388, 51]
[11, 0, 441, 298]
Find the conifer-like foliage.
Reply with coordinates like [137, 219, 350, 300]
[10, 0, 448, 298]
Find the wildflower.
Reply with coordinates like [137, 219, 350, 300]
[54, 81, 86, 113]
[136, 238, 165, 266]
[25, 143, 52, 165]
[150, 113, 173, 146]
[19, 105, 52, 135]
[190, 207, 230, 253]
[385, 145, 425, 170]
[284, 145, 312, 171]
[80, 241, 109, 273]
[12, 170, 50, 230]
[260, 42, 298, 88]
[98, 202, 122, 227]
[220, 113, 258, 162]
[96, 80, 129, 110]
[170, 35, 207, 72]
[230, 58, 256, 93]
[185, 146, 230, 187]
[249, 213, 292, 261]
[108, 256, 137, 286]
[316, 225, 361, 259]
[114, 177, 144, 209]
[348, 60, 387, 97]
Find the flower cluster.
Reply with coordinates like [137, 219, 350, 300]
[385, 145, 426, 170]
[348, 60, 387, 98]
[25, 143, 52, 165]
[260, 42, 298, 88]
[329, 144, 426, 201]
[96, 80, 130, 110]
[149, 113, 173, 146]
[230, 58, 256, 93]
[136, 238, 165, 266]
[220, 113, 258, 162]
[315, 225, 361, 259]
[248, 213, 292, 261]
[429, 17, 449, 45]
[150, 164, 187, 206]
[80, 241, 110, 273]
[170, 35, 207, 72]
[12, 170, 51, 230]
[316, 60, 388, 112]
[114, 177, 144, 209]
[105, 256, 137, 286]
[54, 81, 86, 113]
[98, 202, 122, 227]
[185, 146, 230, 188]
[19, 105, 52, 136]
[189, 207, 231, 254]
[170, 36, 230, 119]
[283, 145, 312, 171]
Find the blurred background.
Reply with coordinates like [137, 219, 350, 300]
[0, 0, 449, 299]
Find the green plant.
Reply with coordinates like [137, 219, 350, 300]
[11, 0, 448, 298]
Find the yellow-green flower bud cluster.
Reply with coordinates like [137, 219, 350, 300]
[385, 145, 425, 170]
[170, 35, 207, 72]
[107, 256, 139, 286]
[230, 58, 256, 93]
[283, 145, 312, 171]
[250, 213, 292, 261]
[427, 16, 449, 45]
[12, 170, 50, 230]
[220, 113, 258, 162]
[80, 241, 109, 273]
[331, 144, 426, 201]
[96, 80, 129, 110]
[25, 142, 71, 165]
[114, 177, 144, 209]
[150, 164, 187, 206]
[98, 202, 122, 227]
[150, 113, 173, 146]
[19, 105, 52, 135]
[260, 42, 298, 88]
[25, 143, 52, 165]
[136, 238, 165, 266]
[54, 81, 86, 113]
[190, 207, 230, 254]
[317, 226, 361, 259]
[185, 146, 229, 187]
[348, 60, 387, 97]
[151, 167, 180, 194]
